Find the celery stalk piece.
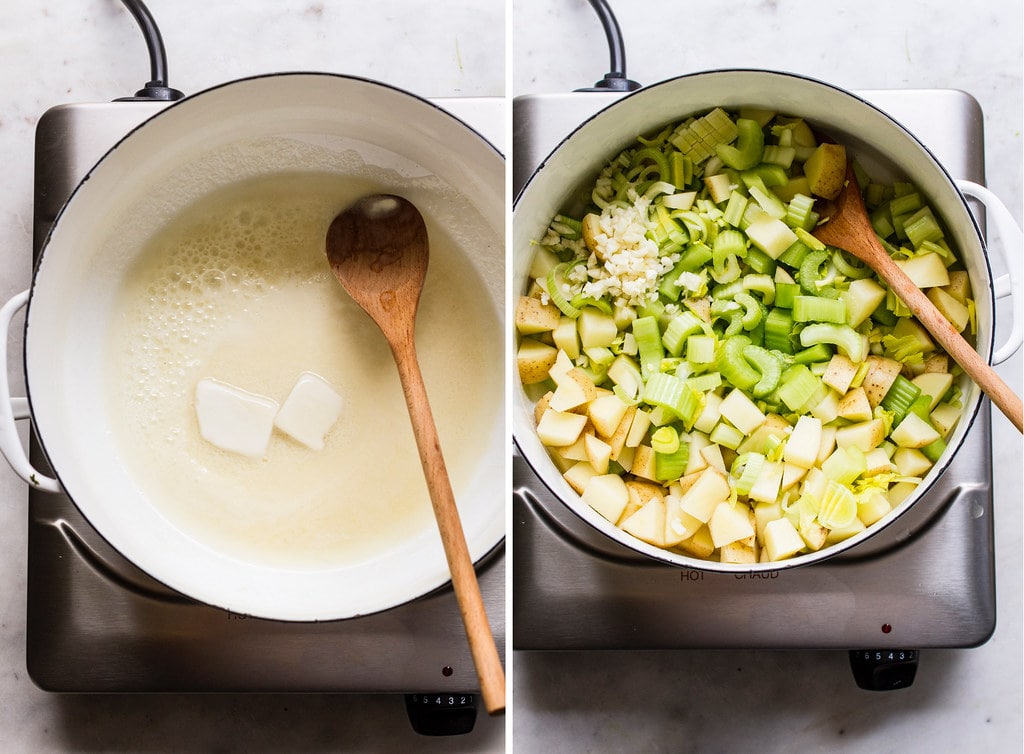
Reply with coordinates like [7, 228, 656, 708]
[715, 336, 760, 391]
[799, 323, 868, 363]
[716, 118, 765, 171]
[742, 344, 784, 398]
[792, 295, 847, 324]
[632, 316, 664, 379]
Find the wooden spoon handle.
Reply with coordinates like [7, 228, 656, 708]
[389, 332, 506, 715]
[873, 253, 1023, 432]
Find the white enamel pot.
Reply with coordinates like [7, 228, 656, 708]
[513, 69, 1022, 573]
[0, 73, 505, 621]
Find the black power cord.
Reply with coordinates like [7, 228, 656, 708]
[115, 0, 185, 101]
[576, 0, 641, 92]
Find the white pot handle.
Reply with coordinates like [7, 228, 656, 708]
[0, 290, 61, 493]
[956, 180, 1023, 364]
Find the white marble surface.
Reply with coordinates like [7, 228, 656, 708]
[513, 1, 1022, 753]
[0, 2, 505, 752]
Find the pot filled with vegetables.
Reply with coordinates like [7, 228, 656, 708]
[0, 73, 505, 620]
[513, 69, 1020, 571]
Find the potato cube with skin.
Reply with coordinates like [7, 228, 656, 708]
[860, 356, 903, 406]
[606, 405, 637, 460]
[892, 447, 933, 477]
[625, 408, 653, 448]
[764, 517, 806, 561]
[557, 434, 589, 462]
[803, 142, 846, 200]
[930, 402, 961, 437]
[862, 447, 895, 477]
[620, 498, 668, 547]
[720, 541, 757, 564]
[700, 442, 728, 474]
[783, 415, 822, 469]
[799, 519, 828, 551]
[678, 525, 716, 559]
[927, 287, 971, 332]
[630, 445, 659, 482]
[536, 408, 588, 447]
[780, 462, 808, 491]
[942, 270, 972, 303]
[822, 354, 859, 394]
[563, 461, 599, 494]
[837, 386, 873, 422]
[582, 473, 629, 524]
[515, 295, 561, 334]
[534, 391, 554, 425]
[549, 368, 599, 412]
[584, 433, 612, 475]
[552, 316, 581, 359]
[693, 391, 724, 434]
[517, 338, 559, 385]
[679, 467, 732, 523]
[753, 501, 784, 541]
[548, 350, 576, 385]
[719, 388, 767, 435]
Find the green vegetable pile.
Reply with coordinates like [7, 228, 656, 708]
[516, 106, 975, 564]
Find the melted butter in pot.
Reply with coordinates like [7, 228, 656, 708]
[107, 172, 502, 570]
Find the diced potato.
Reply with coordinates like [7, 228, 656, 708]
[824, 516, 866, 546]
[719, 388, 767, 435]
[763, 517, 806, 561]
[942, 270, 972, 304]
[891, 318, 936, 356]
[536, 408, 588, 447]
[930, 402, 961, 437]
[529, 246, 560, 280]
[799, 519, 828, 551]
[912, 372, 954, 412]
[860, 355, 903, 406]
[745, 216, 799, 259]
[664, 493, 703, 546]
[923, 354, 949, 374]
[783, 415, 822, 469]
[803, 143, 846, 200]
[563, 461, 599, 494]
[588, 393, 631, 437]
[835, 418, 886, 452]
[753, 501, 784, 541]
[684, 432, 711, 475]
[677, 525, 715, 559]
[620, 498, 667, 547]
[692, 391, 724, 434]
[605, 405, 637, 460]
[515, 295, 561, 334]
[748, 460, 784, 504]
[552, 316, 581, 359]
[625, 408, 653, 448]
[842, 278, 887, 328]
[836, 386, 873, 422]
[700, 442, 728, 474]
[809, 389, 840, 424]
[581, 213, 602, 257]
[630, 444, 658, 482]
[720, 541, 757, 564]
[890, 412, 941, 448]
[862, 447, 895, 477]
[606, 354, 643, 399]
[895, 252, 950, 289]
[557, 434, 589, 462]
[582, 473, 629, 523]
[534, 390, 554, 425]
[517, 338, 559, 385]
[584, 433, 612, 475]
[548, 369, 597, 412]
[892, 447, 933, 477]
[678, 466, 732, 523]
[709, 502, 755, 548]
[816, 426, 838, 466]
[857, 489, 892, 526]
[822, 354, 859, 394]
[780, 462, 808, 491]
[927, 287, 971, 332]
[887, 480, 920, 506]
[577, 308, 618, 348]
[548, 349, 576, 385]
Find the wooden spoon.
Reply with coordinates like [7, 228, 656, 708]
[813, 165, 1023, 432]
[326, 194, 505, 715]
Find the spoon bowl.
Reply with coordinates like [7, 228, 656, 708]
[327, 194, 506, 715]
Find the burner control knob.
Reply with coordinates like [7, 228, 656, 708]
[848, 649, 919, 690]
[404, 693, 477, 736]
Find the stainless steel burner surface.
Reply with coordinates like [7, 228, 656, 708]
[512, 89, 996, 651]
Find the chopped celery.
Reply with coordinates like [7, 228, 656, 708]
[633, 316, 664, 378]
[776, 364, 821, 412]
[655, 442, 691, 482]
[878, 374, 921, 424]
[792, 295, 847, 324]
[716, 118, 765, 170]
[715, 335, 760, 391]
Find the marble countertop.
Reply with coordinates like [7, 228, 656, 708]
[0, 2, 504, 752]
[513, 0, 1022, 752]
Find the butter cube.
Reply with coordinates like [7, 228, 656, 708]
[274, 372, 343, 450]
[195, 379, 279, 457]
